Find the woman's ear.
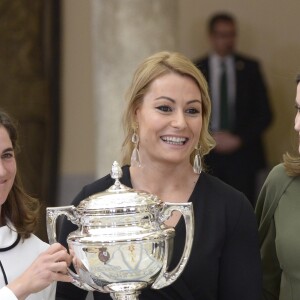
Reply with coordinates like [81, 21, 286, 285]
[134, 105, 140, 123]
[131, 108, 139, 130]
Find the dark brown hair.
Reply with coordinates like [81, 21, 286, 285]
[208, 12, 236, 33]
[0, 110, 40, 239]
[283, 74, 300, 176]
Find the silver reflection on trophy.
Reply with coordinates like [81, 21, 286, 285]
[47, 161, 194, 300]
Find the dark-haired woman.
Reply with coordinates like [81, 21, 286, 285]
[0, 111, 72, 300]
[256, 74, 300, 300]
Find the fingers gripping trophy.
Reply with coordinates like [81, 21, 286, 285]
[46, 162, 194, 300]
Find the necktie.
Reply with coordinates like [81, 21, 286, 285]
[220, 61, 229, 130]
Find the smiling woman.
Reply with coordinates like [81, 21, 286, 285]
[57, 51, 262, 300]
[122, 52, 215, 169]
[0, 113, 32, 232]
[0, 111, 72, 300]
[134, 73, 203, 169]
[0, 127, 16, 209]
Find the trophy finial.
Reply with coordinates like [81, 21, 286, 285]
[108, 161, 129, 191]
[110, 161, 123, 180]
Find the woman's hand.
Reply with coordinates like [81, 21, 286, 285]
[7, 243, 72, 300]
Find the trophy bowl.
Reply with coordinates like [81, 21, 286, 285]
[47, 162, 194, 300]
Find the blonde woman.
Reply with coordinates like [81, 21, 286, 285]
[57, 51, 261, 300]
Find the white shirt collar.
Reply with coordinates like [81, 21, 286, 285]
[0, 221, 18, 248]
[211, 53, 234, 67]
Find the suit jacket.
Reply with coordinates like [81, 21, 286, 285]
[195, 53, 272, 170]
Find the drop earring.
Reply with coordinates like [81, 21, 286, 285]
[193, 145, 202, 174]
[131, 128, 141, 167]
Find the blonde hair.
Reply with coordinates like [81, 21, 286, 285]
[283, 74, 300, 177]
[121, 51, 215, 168]
[283, 153, 300, 176]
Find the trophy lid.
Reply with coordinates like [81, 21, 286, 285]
[76, 161, 161, 213]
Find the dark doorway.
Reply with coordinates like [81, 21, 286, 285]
[0, 0, 60, 241]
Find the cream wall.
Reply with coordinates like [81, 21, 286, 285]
[61, 0, 95, 175]
[178, 0, 300, 165]
[59, 0, 300, 203]
[58, 0, 95, 204]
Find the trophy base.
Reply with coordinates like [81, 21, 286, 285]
[108, 282, 148, 300]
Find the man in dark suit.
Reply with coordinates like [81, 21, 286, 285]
[195, 13, 272, 206]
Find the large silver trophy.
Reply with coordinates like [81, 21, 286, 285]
[47, 162, 194, 300]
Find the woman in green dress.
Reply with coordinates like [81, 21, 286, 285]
[255, 74, 300, 300]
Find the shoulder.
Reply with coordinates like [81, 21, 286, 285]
[235, 54, 266, 82]
[261, 163, 292, 195]
[255, 164, 295, 242]
[22, 234, 50, 253]
[256, 163, 294, 209]
[199, 172, 256, 236]
[235, 53, 261, 66]
[268, 162, 288, 178]
[200, 172, 253, 217]
[201, 171, 248, 203]
[81, 173, 114, 196]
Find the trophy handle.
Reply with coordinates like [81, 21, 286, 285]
[46, 206, 78, 244]
[152, 202, 194, 290]
[46, 206, 95, 291]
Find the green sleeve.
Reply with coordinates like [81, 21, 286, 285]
[255, 164, 293, 245]
[255, 164, 294, 300]
[260, 217, 281, 300]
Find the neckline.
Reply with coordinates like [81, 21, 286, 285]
[123, 165, 203, 204]
[0, 234, 21, 252]
[122, 165, 204, 228]
[0, 223, 21, 251]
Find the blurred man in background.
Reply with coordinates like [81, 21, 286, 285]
[195, 12, 272, 206]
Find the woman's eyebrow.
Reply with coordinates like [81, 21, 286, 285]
[155, 96, 202, 104]
[2, 147, 14, 154]
[187, 99, 202, 105]
[155, 96, 175, 103]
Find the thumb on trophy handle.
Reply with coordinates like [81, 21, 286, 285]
[152, 202, 194, 290]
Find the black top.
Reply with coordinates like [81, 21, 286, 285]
[56, 166, 262, 300]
